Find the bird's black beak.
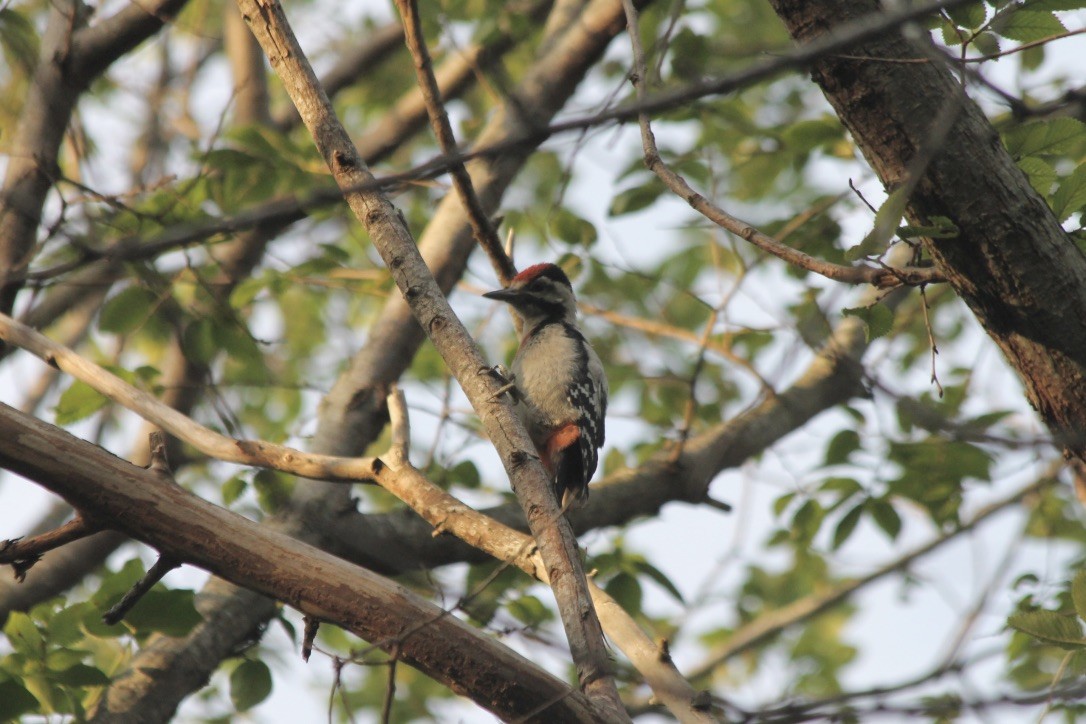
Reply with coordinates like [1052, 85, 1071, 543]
[483, 288, 520, 303]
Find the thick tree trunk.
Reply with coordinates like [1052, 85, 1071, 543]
[767, 0, 1086, 455]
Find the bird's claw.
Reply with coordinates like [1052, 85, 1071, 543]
[482, 364, 519, 402]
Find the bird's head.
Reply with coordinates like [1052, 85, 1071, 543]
[483, 263, 578, 329]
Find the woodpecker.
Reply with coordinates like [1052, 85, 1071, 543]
[484, 263, 608, 510]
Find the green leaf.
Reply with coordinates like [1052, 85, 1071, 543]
[897, 216, 959, 240]
[782, 117, 843, 153]
[51, 663, 111, 687]
[0, 678, 39, 720]
[1016, 156, 1057, 195]
[970, 31, 1001, 56]
[1052, 164, 1086, 221]
[548, 207, 598, 246]
[791, 498, 825, 543]
[91, 558, 146, 610]
[833, 503, 864, 550]
[182, 318, 218, 365]
[45, 647, 85, 672]
[991, 8, 1065, 42]
[631, 559, 685, 604]
[1003, 118, 1086, 158]
[847, 187, 909, 260]
[608, 184, 665, 216]
[4, 611, 45, 657]
[604, 572, 644, 613]
[222, 475, 248, 505]
[98, 286, 159, 334]
[54, 380, 110, 425]
[842, 303, 894, 342]
[819, 477, 863, 497]
[123, 588, 203, 637]
[48, 603, 94, 646]
[212, 319, 264, 369]
[1072, 570, 1086, 622]
[773, 491, 796, 517]
[0, 7, 39, 73]
[1008, 610, 1086, 649]
[824, 430, 861, 466]
[506, 594, 553, 626]
[253, 470, 293, 513]
[946, 1, 987, 29]
[230, 659, 273, 712]
[868, 498, 902, 540]
[450, 460, 481, 489]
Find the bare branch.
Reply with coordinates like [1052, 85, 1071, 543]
[1, 515, 99, 581]
[101, 555, 181, 625]
[686, 471, 1056, 682]
[0, 403, 600, 722]
[393, 0, 516, 284]
[368, 390, 717, 722]
[235, 0, 625, 714]
[0, 312, 383, 483]
[622, 0, 942, 289]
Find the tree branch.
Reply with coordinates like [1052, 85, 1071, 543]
[236, 0, 625, 714]
[0, 311, 384, 484]
[376, 389, 717, 722]
[0, 515, 99, 581]
[0, 403, 600, 722]
[87, 1, 644, 716]
[394, 0, 516, 284]
[768, 0, 1086, 458]
[622, 0, 941, 288]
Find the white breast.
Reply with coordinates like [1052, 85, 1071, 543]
[512, 324, 583, 444]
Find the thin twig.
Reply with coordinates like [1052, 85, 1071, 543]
[393, 0, 517, 285]
[686, 472, 1057, 682]
[0, 311, 384, 484]
[919, 284, 944, 397]
[102, 554, 181, 625]
[381, 645, 398, 724]
[670, 307, 719, 463]
[302, 615, 320, 662]
[622, 0, 947, 289]
[0, 515, 100, 580]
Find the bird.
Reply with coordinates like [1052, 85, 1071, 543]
[483, 263, 608, 510]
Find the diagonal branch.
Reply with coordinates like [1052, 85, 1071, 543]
[378, 389, 718, 722]
[237, 0, 625, 715]
[0, 403, 600, 722]
[394, 0, 516, 284]
[0, 515, 99, 581]
[622, 0, 939, 288]
[686, 472, 1055, 683]
[81, 1, 644, 717]
[0, 312, 382, 483]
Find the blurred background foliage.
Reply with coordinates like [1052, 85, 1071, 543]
[2, 0, 1086, 720]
